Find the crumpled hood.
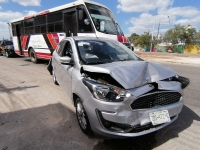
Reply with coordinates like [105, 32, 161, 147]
[82, 61, 177, 89]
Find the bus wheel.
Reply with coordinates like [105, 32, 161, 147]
[29, 49, 38, 63]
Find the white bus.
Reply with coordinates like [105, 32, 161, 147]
[11, 0, 131, 63]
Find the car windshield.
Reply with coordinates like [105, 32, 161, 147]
[85, 3, 123, 35]
[5, 41, 13, 45]
[75, 39, 140, 65]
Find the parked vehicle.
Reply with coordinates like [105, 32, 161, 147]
[10, 0, 131, 63]
[47, 36, 190, 138]
[0, 40, 15, 57]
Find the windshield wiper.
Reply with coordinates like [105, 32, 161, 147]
[118, 59, 131, 62]
[85, 61, 108, 65]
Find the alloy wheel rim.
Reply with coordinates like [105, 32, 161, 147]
[76, 102, 87, 129]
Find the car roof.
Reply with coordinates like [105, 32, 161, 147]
[62, 36, 118, 43]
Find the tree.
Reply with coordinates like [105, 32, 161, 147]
[195, 31, 200, 44]
[184, 27, 196, 44]
[128, 33, 139, 44]
[136, 32, 151, 48]
[163, 25, 181, 44]
[163, 25, 197, 44]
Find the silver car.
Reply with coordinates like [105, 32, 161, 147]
[47, 37, 190, 138]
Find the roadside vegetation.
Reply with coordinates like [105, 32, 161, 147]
[128, 25, 200, 52]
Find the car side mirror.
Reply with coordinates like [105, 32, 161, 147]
[59, 56, 74, 65]
[84, 18, 90, 25]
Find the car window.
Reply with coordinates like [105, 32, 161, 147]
[5, 41, 13, 45]
[62, 41, 73, 58]
[56, 40, 66, 56]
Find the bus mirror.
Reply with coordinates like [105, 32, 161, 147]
[84, 18, 90, 25]
[78, 9, 83, 20]
[100, 21, 105, 32]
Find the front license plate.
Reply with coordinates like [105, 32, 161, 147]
[149, 110, 171, 125]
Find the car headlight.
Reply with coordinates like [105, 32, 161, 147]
[82, 78, 131, 102]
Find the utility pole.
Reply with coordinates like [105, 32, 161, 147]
[167, 16, 170, 45]
[150, 15, 156, 52]
[168, 16, 170, 28]
[157, 19, 161, 40]
[7, 23, 12, 40]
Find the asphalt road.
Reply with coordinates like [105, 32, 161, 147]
[0, 56, 200, 150]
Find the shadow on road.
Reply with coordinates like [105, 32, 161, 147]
[23, 57, 49, 65]
[0, 103, 96, 150]
[0, 103, 199, 150]
[0, 83, 39, 93]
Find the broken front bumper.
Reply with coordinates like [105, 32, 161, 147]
[82, 87, 183, 138]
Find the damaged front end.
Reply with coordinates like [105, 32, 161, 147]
[80, 61, 189, 137]
[82, 71, 131, 102]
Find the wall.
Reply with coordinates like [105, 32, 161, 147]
[184, 45, 200, 54]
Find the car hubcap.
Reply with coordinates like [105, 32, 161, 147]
[77, 102, 87, 129]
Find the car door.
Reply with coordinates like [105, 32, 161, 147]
[52, 40, 66, 82]
[55, 39, 74, 100]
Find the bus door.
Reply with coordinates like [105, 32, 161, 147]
[63, 8, 78, 37]
[15, 23, 23, 55]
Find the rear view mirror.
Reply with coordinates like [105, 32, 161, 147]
[84, 18, 90, 25]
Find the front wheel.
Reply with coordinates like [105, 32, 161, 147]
[29, 48, 38, 63]
[5, 50, 10, 58]
[75, 98, 92, 135]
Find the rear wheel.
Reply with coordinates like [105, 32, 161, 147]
[29, 48, 38, 63]
[75, 98, 92, 135]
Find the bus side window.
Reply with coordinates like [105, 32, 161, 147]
[78, 9, 93, 33]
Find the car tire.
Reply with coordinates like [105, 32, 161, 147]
[29, 48, 38, 63]
[75, 98, 92, 135]
[5, 50, 10, 58]
[52, 68, 59, 85]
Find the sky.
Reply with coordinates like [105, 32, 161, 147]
[1, 0, 200, 40]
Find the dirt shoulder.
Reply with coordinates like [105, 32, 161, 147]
[135, 52, 200, 66]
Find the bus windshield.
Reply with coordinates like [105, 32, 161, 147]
[85, 3, 124, 35]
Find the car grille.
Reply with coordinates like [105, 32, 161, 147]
[130, 92, 182, 110]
